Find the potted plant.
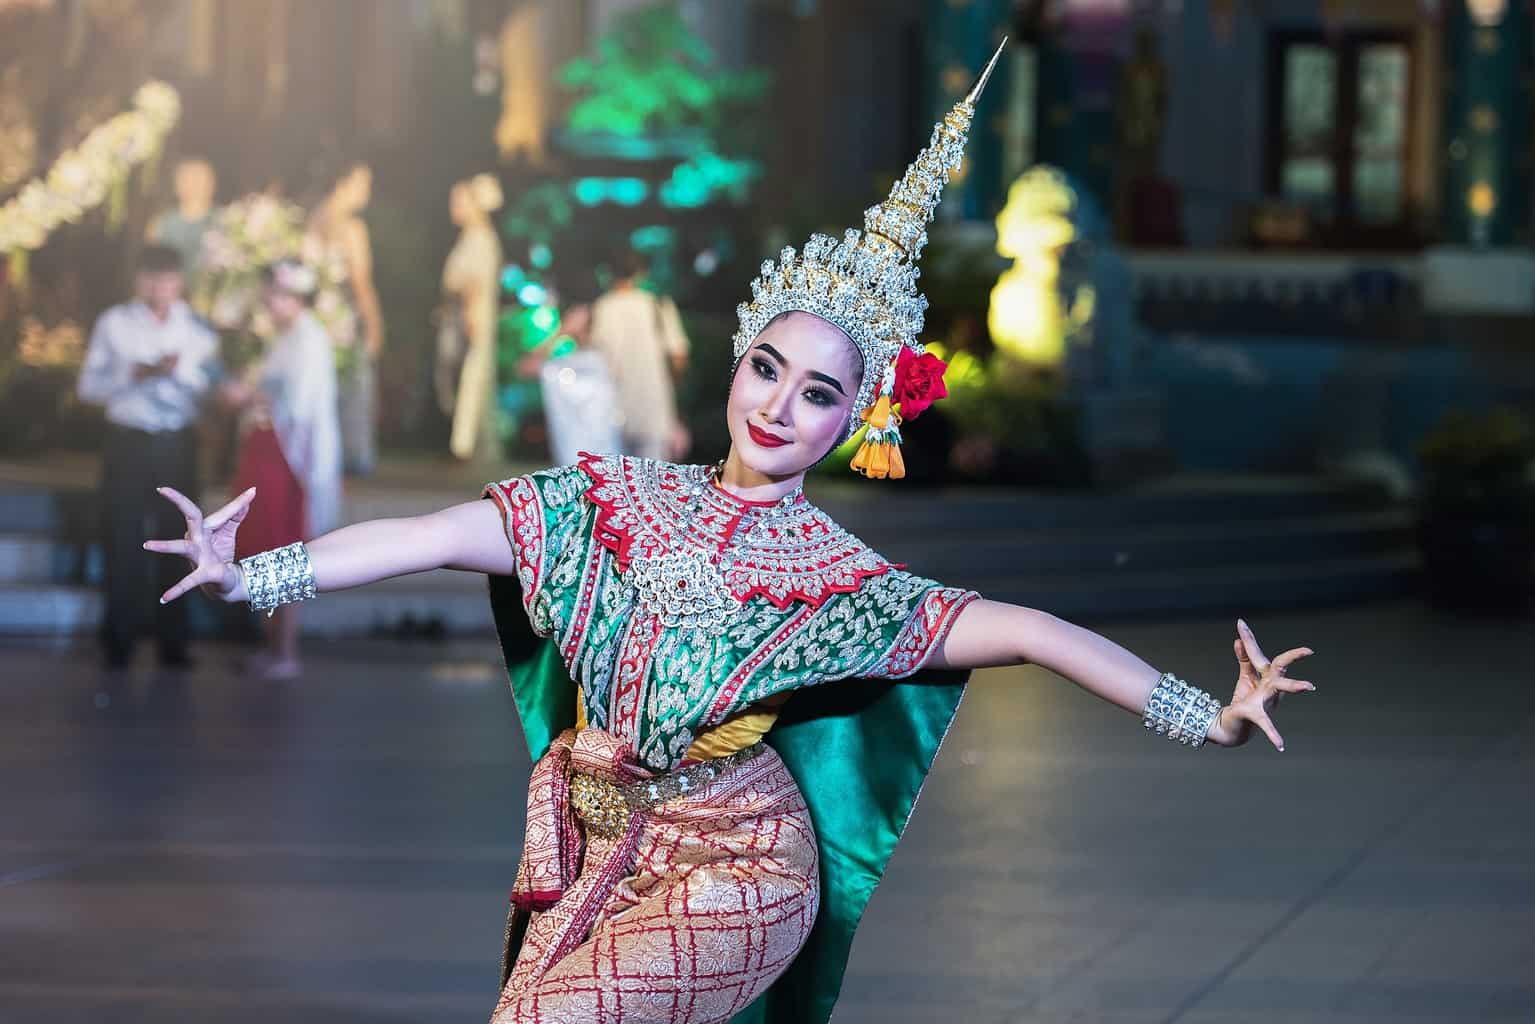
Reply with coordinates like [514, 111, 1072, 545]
[1416, 407, 1535, 613]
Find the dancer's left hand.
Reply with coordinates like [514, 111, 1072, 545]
[1205, 618, 1316, 751]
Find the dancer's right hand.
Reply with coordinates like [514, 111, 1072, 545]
[144, 486, 257, 605]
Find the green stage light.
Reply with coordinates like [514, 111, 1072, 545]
[500, 263, 527, 293]
[530, 305, 558, 332]
[572, 178, 607, 206]
[610, 178, 648, 205]
[517, 282, 548, 307]
[529, 243, 553, 269]
[630, 225, 675, 250]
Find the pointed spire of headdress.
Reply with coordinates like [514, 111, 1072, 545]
[861, 37, 1008, 263]
[731, 36, 1009, 472]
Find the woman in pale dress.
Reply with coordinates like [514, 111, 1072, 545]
[308, 160, 384, 476]
[440, 173, 505, 464]
[222, 260, 341, 678]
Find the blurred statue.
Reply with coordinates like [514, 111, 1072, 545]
[496, 0, 547, 164]
[438, 173, 505, 464]
[989, 166, 1089, 369]
[147, 157, 218, 287]
[307, 159, 384, 475]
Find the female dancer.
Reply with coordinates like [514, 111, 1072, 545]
[147, 46, 1315, 1024]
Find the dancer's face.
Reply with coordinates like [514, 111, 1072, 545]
[726, 312, 863, 478]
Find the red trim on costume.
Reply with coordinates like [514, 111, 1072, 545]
[485, 476, 546, 620]
[609, 612, 663, 739]
[577, 451, 898, 611]
[870, 586, 980, 679]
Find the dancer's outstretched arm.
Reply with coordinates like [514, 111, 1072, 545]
[931, 598, 1317, 750]
[145, 486, 514, 605]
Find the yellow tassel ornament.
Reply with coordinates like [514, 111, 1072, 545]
[851, 359, 906, 480]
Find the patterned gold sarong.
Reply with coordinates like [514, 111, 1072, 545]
[491, 728, 820, 1023]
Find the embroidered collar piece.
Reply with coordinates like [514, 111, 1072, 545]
[579, 453, 894, 614]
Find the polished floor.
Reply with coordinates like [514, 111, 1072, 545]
[2, 600, 1532, 1023]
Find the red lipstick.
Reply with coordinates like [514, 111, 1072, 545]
[747, 423, 790, 448]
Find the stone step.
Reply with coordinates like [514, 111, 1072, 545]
[0, 473, 1393, 540]
[0, 504, 1415, 587]
[961, 550, 1421, 619]
[866, 507, 1415, 578]
[0, 550, 1419, 638]
[0, 568, 489, 639]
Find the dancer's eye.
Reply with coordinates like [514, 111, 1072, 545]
[751, 358, 776, 381]
[802, 388, 834, 408]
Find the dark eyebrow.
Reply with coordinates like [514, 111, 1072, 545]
[753, 342, 847, 395]
[808, 371, 846, 395]
[753, 342, 786, 365]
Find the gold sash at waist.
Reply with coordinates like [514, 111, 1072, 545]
[574, 690, 790, 762]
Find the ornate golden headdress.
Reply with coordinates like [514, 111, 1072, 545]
[732, 39, 1006, 478]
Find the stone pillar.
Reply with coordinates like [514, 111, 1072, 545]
[1441, 0, 1533, 245]
[1028, 6, 1127, 219]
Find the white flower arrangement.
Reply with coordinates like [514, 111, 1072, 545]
[192, 194, 357, 367]
[0, 80, 180, 259]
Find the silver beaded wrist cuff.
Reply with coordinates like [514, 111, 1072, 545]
[1142, 671, 1222, 748]
[239, 542, 317, 616]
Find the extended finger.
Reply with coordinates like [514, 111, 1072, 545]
[205, 487, 257, 531]
[1241, 705, 1286, 752]
[1237, 618, 1270, 671]
[143, 539, 194, 557]
[159, 568, 207, 605]
[1272, 646, 1314, 674]
[1233, 637, 1258, 673]
[157, 486, 203, 528]
[1268, 678, 1317, 696]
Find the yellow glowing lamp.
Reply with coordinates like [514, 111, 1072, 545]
[988, 167, 1079, 366]
[1468, 182, 1497, 218]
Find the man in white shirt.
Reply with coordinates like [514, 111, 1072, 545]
[77, 244, 220, 669]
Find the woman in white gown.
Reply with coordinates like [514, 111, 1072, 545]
[441, 174, 506, 464]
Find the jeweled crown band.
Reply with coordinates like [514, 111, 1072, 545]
[1142, 672, 1222, 748]
[239, 541, 316, 615]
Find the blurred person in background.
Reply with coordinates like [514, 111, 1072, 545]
[588, 249, 690, 460]
[77, 243, 219, 671]
[438, 173, 506, 466]
[221, 259, 341, 679]
[536, 302, 625, 465]
[308, 159, 383, 476]
[146, 157, 219, 291]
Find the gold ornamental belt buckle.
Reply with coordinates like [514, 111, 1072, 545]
[569, 743, 766, 841]
[569, 773, 632, 840]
